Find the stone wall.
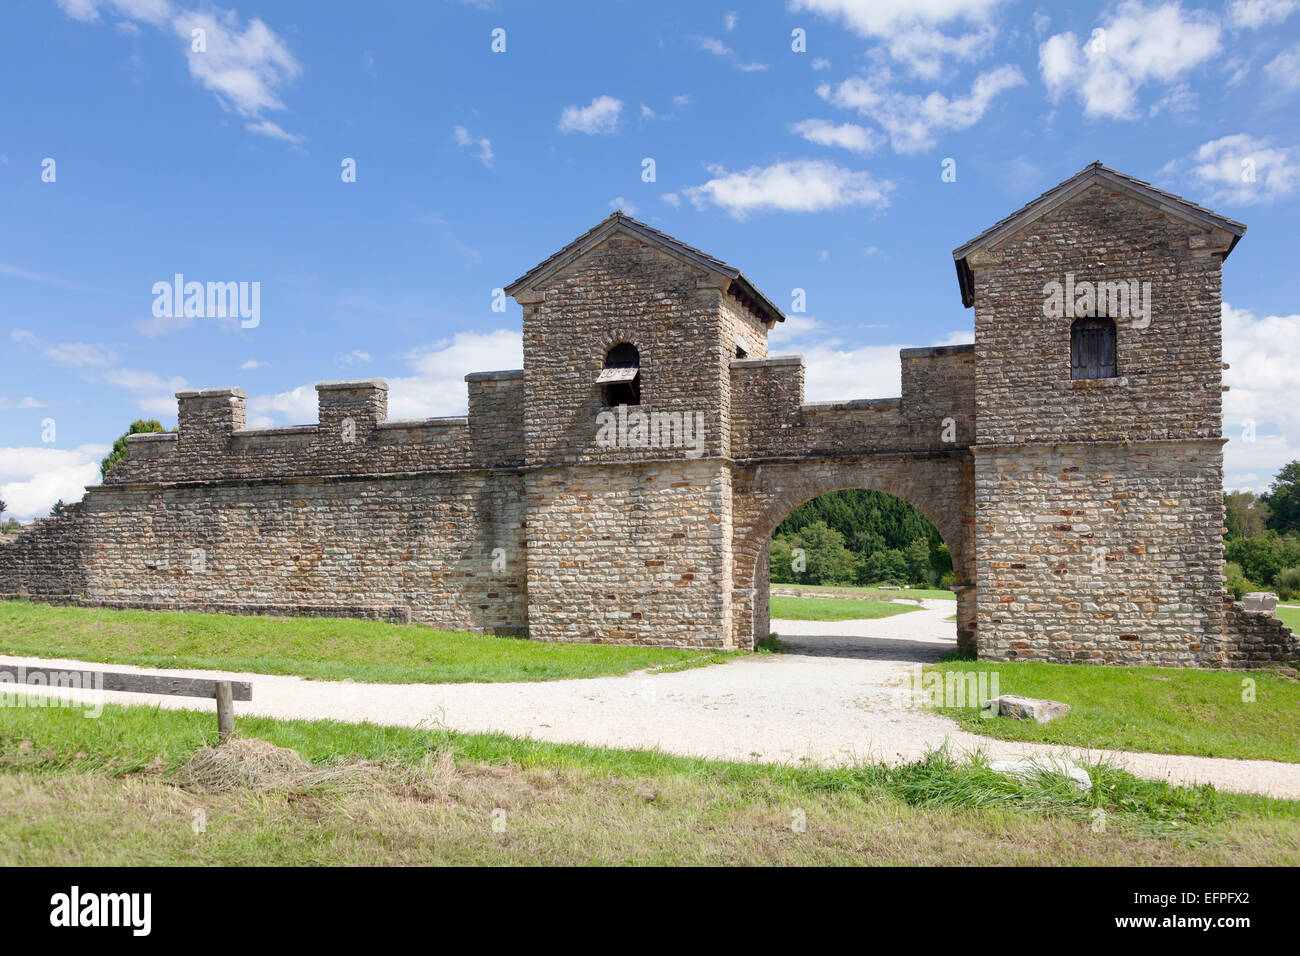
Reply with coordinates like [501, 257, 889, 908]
[728, 345, 976, 460]
[974, 441, 1229, 666]
[1222, 601, 1300, 668]
[519, 234, 755, 467]
[970, 184, 1226, 445]
[0, 197, 1290, 669]
[10, 472, 526, 632]
[523, 459, 733, 647]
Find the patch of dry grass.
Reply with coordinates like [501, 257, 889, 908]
[3, 746, 1299, 866]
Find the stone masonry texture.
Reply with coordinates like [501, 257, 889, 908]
[0, 179, 1294, 667]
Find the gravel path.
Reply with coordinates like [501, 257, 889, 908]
[5, 599, 1299, 799]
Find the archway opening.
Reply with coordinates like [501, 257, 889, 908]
[759, 488, 962, 661]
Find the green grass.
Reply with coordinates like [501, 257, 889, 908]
[777, 582, 957, 601]
[1278, 604, 1300, 632]
[928, 658, 1300, 763]
[769, 595, 922, 622]
[2, 699, 1298, 865]
[0, 600, 731, 684]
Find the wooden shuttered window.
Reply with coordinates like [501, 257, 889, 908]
[1070, 316, 1117, 380]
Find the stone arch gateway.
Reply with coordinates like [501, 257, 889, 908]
[1, 164, 1296, 668]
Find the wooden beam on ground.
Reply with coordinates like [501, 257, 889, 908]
[1, 666, 252, 701]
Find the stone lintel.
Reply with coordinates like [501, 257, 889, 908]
[465, 369, 525, 383]
[175, 387, 247, 399]
[315, 379, 389, 392]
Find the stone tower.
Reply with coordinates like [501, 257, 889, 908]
[955, 162, 1247, 665]
[504, 213, 784, 646]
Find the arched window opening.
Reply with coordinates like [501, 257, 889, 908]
[598, 342, 640, 406]
[1070, 315, 1117, 380]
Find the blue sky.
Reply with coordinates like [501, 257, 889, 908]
[1, 0, 1298, 518]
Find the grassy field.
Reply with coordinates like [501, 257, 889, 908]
[2, 700, 1298, 865]
[769, 595, 921, 622]
[777, 582, 957, 601]
[1278, 605, 1300, 631]
[929, 658, 1300, 763]
[0, 601, 730, 684]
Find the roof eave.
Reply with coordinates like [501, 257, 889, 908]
[951, 163, 1248, 308]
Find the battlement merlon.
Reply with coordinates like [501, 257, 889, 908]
[110, 374, 526, 485]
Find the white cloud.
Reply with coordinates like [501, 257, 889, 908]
[1148, 83, 1197, 117]
[558, 95, 623, 135]
[1264, 44, 1300, 91]
[673, 94, 693, 106]
[1039, 1, 1220, 119]
[452, 125, 494, 167]
[41, 341, 119, 368]
[56, 1, 303, 144]
[11, 329, 187, 410]
[682, 160, 894, 219]
[97, 368, 187, 393]
[790, 0, 1005, 76]
[133, 313, 196, 337]
[1223, 302, 1300, 490]
[818, 64, 1025, 154]
[697, 37, 733, 57]
[0, 444, 109, 521]
[246, 385, 317, 428]
[609, 196, 640, 216]
[790, 118, 886, 155]
[337, 350, 371, 367]
[244, 120, 303, 145]
[239, 359, 266, 370]
[661, 192, 680, 208]
[0, 397, 48, 410]
[1227, 0, 1298, 29]
[812, 57, 831, 70]
[694, 35, 768, 72]
[1166, 134, 1300, 204]
[725, 12, 739, 30]
[137, 395, 178, 418]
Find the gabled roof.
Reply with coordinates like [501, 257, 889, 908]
[505, 211, 785, 324]
[952, 162, 1248, 307]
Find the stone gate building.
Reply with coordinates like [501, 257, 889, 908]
[2, 163, 1295, 667]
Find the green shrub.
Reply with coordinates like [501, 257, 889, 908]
[1224, 561, 1264, 600]
[1275, 566, 1300, 601]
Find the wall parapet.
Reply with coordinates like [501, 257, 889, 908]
[105, 375, 524, 486]
[729, 344, 975, 459]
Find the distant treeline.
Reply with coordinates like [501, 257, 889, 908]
[1224, 460, 1300, 599]
[770, 489, 953, 589]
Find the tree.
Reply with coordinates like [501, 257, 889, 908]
[1225, 490, 1270, 539]
[903, 537, 936, 586]
[100, 419, 165, 479]
[859, 549, 908, 586]
[791, 521, 857, 585]
[1263, 461, 1300, 533]
[0, 497, 6, 518]
[49, 500, 65, 517]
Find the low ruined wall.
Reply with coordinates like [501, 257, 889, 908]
[0, 503, 90, 600]
[1222, 602, 1299, 668]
